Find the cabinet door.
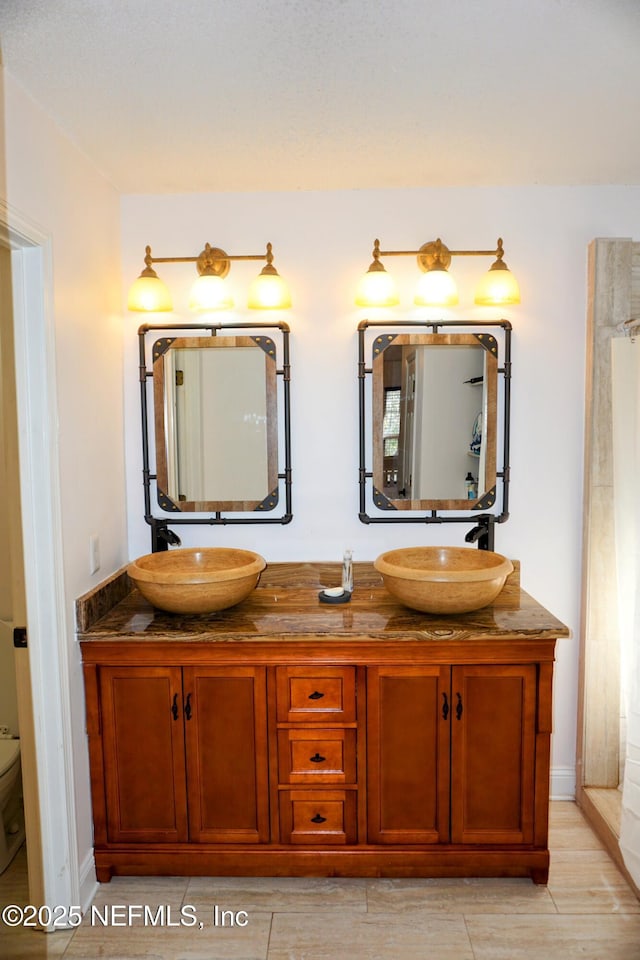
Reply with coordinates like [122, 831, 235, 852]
[367, 666, 450, 844]
[184, 666, 269, 843]
[450, 664, 537, 845]
[99, 666, 188, 843]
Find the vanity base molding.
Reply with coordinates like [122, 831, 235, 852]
[94, 847, 549, 885]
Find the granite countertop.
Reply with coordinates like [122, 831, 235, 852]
[77, 561, 570, 645]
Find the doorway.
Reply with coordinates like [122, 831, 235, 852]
[0, 206, 80, 914]
[0, 241, 27, 878]
[578, 236, 640, 893]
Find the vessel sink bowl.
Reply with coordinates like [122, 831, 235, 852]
[127, 547, 266, 615]
[374, 546, 513, 615]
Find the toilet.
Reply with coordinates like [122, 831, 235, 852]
[0, 738, 24, 873]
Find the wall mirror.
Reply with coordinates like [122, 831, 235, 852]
[358, 319, 511, 532]
[138, 321, 291, 549]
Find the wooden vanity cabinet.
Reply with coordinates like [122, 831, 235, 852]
[274, 666, 360, 845]
[449, 664, 537, 845]
[367, 664, 538, 848]
[97, 666, 188, 845]
[83, 644, 554, 883]
[79, 563, 567, 884]
[367, 665, 450, 844]
[89, 664, 269, 858]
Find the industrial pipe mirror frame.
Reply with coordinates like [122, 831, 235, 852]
[138, 320, 292, 551]
[358, 318, 512, 549]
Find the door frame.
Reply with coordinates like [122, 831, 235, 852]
[1, 200, 79, 914]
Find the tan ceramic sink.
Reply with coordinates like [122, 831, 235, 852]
[374, 546, 513, 614]
[128, 547, 266, 614]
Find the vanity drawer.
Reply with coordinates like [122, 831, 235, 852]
[276, 666, 356, 722]
[279, 790, 357, 844]
[278, 729, 357, 784]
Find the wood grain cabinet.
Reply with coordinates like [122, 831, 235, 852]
[80, 563, 567, 884]
[275, 666, 360, 844]
[367, 664, 538, 847]
[87, 663, 268, 873]
[84, 650, 552, 883]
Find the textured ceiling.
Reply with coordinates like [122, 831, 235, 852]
[1, 0, 639, 193]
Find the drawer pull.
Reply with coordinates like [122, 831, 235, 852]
[442, 692, 449, 721]
[171, 693, 179, 721]
[456, 692, 463, 721]
[308, 690, 325, 700]
[185, 692, 193, 721]
[310, 813, 327, 824]
[310, 753, 326, 763]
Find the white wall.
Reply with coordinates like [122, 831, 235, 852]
[121, 186, 640, 795]
[2, 70, 127, 891]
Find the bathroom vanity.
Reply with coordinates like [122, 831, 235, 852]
[78, 561, 569, 884]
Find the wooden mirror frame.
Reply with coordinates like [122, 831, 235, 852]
[153, 335, 279, 512]
[138, 321, 292, 549]
[371, 332, 498, 511]
[358, 319, 511, 530]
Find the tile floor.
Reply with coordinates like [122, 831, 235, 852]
[1, 802, 639, 959]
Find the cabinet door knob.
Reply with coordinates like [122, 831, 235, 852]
[456, 692, 463, 720]
[310, 814, 327, 824]
[442, 692, 449, 720]
[308, 690, 325, 700]
[310, 753, 326, 763]
[171, 693, 179, 721]
[184, 692, 192, 721]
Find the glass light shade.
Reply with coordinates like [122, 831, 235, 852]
[414, 267, 459, 306]
[127, 274, 173, 312]
[355, 267, 400, 307]
[247, 270, 291, 309]
[474, 263, 521, 305]
[189, 273, 234, 311]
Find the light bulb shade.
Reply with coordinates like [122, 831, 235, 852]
[355, 266, 400, 307]
[474, 262, 521, 305]
[247, 270, 291, 309]
[127, 273, 173, 312]
[414, 267, 459, 306]
[189, 273, 234, 311]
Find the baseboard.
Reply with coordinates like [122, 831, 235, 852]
[79, 848, 98, 914]
[550, 765, 576, 800]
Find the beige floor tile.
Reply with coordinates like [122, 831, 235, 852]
[268, 912, 474, 960]
[549, 850, 640, 913]
[186, 876, 367, 913]
[62, 909, 272, 960]
[0, 926, 73, 958]
[365, 876, 557, 914]
[548, 804, 605, 850]
[466, 914, 640, 960]
[91, 875, 190, 907]
[0, 845, 30, 907]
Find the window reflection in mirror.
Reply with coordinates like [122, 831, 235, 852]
[153, 336, 278, 511]
[372, 334, 497, 510]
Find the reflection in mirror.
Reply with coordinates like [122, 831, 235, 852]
[372, 333, 497, 510]
[153, 336, 278, 512]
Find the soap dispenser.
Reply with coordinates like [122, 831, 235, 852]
[318, 549, 353, 604]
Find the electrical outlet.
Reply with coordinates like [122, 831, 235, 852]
[89, 534, 100, 575]
[0, 724, 11, 738]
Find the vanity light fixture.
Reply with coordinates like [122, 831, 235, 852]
[356, 237, 520, 308]
[128, 241, 291, 312]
